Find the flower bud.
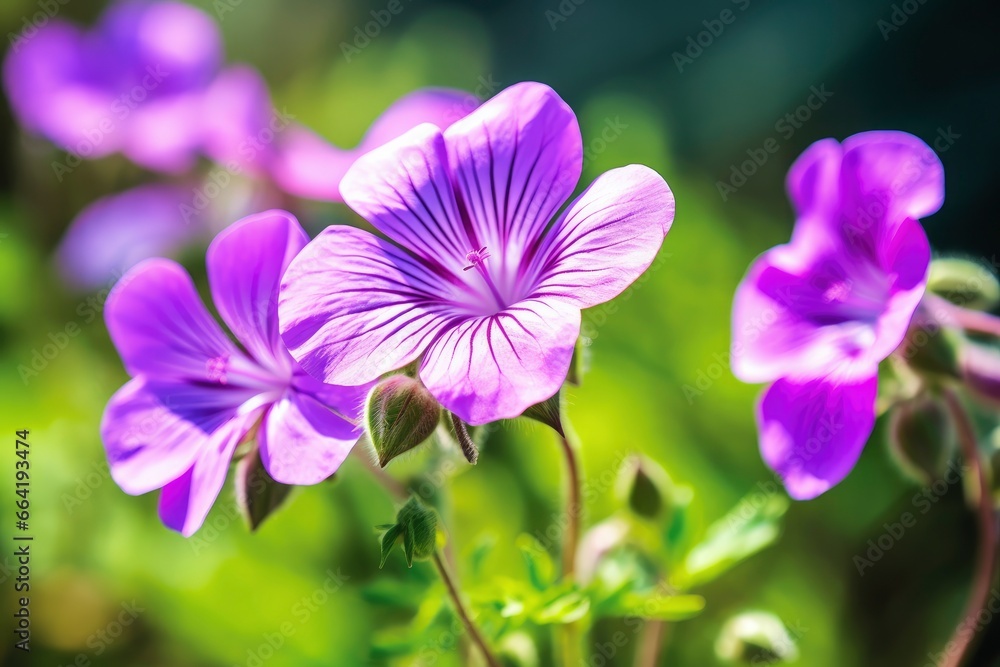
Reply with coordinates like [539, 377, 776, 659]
[235, 445, 292, 531]
[379, 497, 439, 568]
[715, 611, 799, 664]
[617, 455, 673, 520]
[888, 394, 956, 485]
[897, 318, 962, 379]
[365, 375, 440, 468]
[962, 342, 1000, 407]
[927, 258, 1000, 312]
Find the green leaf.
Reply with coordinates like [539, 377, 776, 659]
[516, 534, 555, 590]
[379, 524, 403, 569]
[234, 445, 293, 531]
[532, 590, 591, 624]
[598, 592, 705, 621]
[678, 494, 789, 588]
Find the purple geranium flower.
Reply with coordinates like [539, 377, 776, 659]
[101, 211, 370, 535]
[4, 0, 222, 172]
[278, 82, 675, 425]
[731, 131, 945, 499]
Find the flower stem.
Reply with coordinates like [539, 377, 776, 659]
[558, 430, 583, 578]
[635, 620, 667, 667]
[941, 387, 999, 667]
[925, 294, 1000, 338]
[433, 551, 502, 667]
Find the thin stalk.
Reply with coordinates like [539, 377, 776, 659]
[635, 620, 667, 667]
[925, 294, 1000, 338]
[941, 387, 999, 667]
[433, 551, 503, 667]
[558, 431, 583, 578]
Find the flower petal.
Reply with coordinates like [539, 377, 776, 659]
[786, 138, 841, 236]
[361, 88, 479, 149]
[269, 126, 354, 202]
[840, 130, 945, 223]
[259, 391, 362, 485]
[101, 377, 254, 495]
[530, 165, 673, 309]
[207, 210, 308, 367]
[339, 123, 473, 276]
[202, 65, 276, 172]
[105, 258, 240, 382]
[279, 226, 458, 385]
[56, 184, 206, 290]
[158, 410, 257, 537]
[419, 298, 581, 425]
[444, 81, 582, 283]
[757, 373, 878, 500]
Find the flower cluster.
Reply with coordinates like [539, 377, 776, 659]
[93, 76, 674, 534]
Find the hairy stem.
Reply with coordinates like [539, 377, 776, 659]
[925, 294, 1000, 338]
[941, 387, 998, 667]
[433, 551, 502, 667]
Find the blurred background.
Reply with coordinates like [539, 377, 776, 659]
[1, 0, 999, 665]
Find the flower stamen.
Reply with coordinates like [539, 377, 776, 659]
[463, 246, 507, 310]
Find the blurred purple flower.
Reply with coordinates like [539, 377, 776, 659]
[4, 0, 222, 172]
[55, 184, 206, 289]
[731, 131, 945, 499]
[278, 82, 675, 425]
[101, 211, 370, 536]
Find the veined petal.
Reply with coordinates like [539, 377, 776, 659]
[158, 410, 258, 537]
[757, 374, 878, 500]
[419, 298, 580, 425]
[279, 226, 458, 386]
[105, 258, 240, 382]
[444, 81, 582, 288]
[530, 165, 673, 309]
[207, 210, 308, 368]
[101, 377, 255, 495]
[339, 123, 473, 276]
[259, 391, 362, 485]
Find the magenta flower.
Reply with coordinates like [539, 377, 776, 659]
[731, 131, 945, 499]
[4, 0, 222, 172]
[278, 82, 675, 425]
[101, 211, 370, 535]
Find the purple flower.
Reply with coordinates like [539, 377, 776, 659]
[278, 82, 675, 425]
[731, 131, 945, 499]
[4, 0, 222, 172]
[101, 211, 370, 535]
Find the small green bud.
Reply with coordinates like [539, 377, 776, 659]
[365, 376, 440, 468]
[235, 445, 293, 531]
[888, 394, 957, 485]
[617, 455, 673, 520]
[897, 318, 962, 379]
[928, 258, 1000, 312]
[715, 611, 800, 664]
[377, 497, 439, 568]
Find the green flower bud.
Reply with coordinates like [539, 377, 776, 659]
[617, 455, 673, 520]
[888, 394, 956, 485]
[521, 390, 564, 435]
[235, 445, 293, 531]
[928, 258, 1000, 312]
[378, 497, 439, 568]
[365, 375, 440, 468]
[715, 611, 800, 664]
[897, 318, 962, 379]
